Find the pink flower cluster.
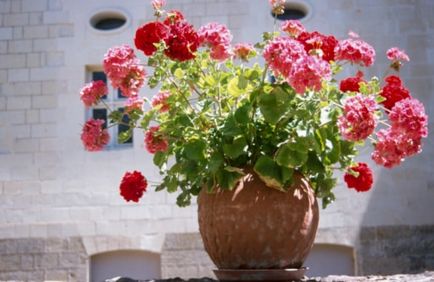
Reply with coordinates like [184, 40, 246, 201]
[233, 43, 255, 61]
[151, 91, 171, 112]
[80, 80, 108, 107]
[124, 96, 144, 113]
[81, 119, 110, 151]
[144, 125, 169, 154]
[297, 31, 338, 62]
[334, 38, 375, 67]
[338, 94, 377, 142]
[372, 98, 428, 168]
[387, 47, 410, 62]
[103, 45, 146, 97]
[198, 22, 232, 61]
[281, 20, 306, 38]
[264, 36, 331, 94]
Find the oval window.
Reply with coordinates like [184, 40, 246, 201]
[90, 10, 128, 32]
[271, 2, 309, 21]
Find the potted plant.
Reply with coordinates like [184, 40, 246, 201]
[79, 0, 428, 280]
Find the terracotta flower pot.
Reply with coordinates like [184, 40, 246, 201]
[198, 168, 319, 270]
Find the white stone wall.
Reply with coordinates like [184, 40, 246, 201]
[0, 0, 433, 280]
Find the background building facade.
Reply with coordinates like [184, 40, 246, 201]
[0, 0, 433, 281]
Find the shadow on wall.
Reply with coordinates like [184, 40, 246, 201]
[304, 244, 355, 277]
[90, 250, 161, 282]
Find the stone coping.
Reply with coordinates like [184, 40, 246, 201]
[106, 271, 434, 282]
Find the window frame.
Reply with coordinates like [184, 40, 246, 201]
[85, 67, 133, 150]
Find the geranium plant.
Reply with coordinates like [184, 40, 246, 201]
[80, 0, 428, 208]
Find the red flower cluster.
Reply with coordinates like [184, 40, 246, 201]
[80, 80, 108, 107]
[338, 94, 377, 142]
[339, 71, 365, 93]
[297, 31, 338, 62]
[119, 171, 148, 202]
[124, 96, 143, 114]
[144, 125, 169, 154]
[380, 75, 411, 110]
[81, 119, 110, 151]
[334, 37, 375, 67]
[163, 10, 184, 25]
[103, 45, 146, 97]
[135, 22, 169, 56]
[164, 20, 199, 62]
[344, 163, 373, 192]
[134, 11, 199, 62]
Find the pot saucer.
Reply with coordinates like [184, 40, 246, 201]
[213, 267, 307, 281]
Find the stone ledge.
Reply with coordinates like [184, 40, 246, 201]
[106, 271, 434, 282]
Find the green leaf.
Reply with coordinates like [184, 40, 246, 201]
[306, 151, 325, 174]
[153, 151, 166, 168]
[258, 86, 292, 125]
[223, 135, 247, 159]
[228, 77, 245, 97]
[222, 115, 243, 136]
[253, 155, 286, 191]
[237, 75, 248, 90]
[208, 153, 224, 173]
[216, 167, 244, 190]
[183, 139, 206, 161]
[140, 110, 156, 129]
[234, 103, 252, 124]
[166, 176, 178, 193]
[176, 191, 192, 207]
[275, 143, 308, 168]
[174, 68, 184, 80]
[118, 130, 132, 144]
[109, 111, 123, 123]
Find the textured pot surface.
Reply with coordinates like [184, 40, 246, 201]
[198, 169, 319, 270]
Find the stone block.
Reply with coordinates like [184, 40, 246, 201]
[39, 165, 58, 180]
[45, 269, 69, 280]
[32, 94, 58, 109]
[27, 53, 42, 68]
[0, 1, 11, 14]
[8, 68, 29, 82]
[0, 40, 7, 54]
[10, 0, 22, 12]
[14, 81, 42, 95]
[34, 253, 58, 269]
[0, 254, 21, 271]
[40, 108, 58, 122]
[6, 96, 31, 110]
[8, 39, 33, 53]
[48, 24, 74, 37]
[14, 138, 39, 153]
[3, 13, 29, 26]
[0, 110, 26, 124]
[12, 26, 23, 39]
[48, 0, 62, 11]
[20, 254, 34, 270]
[22, 0, 47, 12]
[29, 12, 43, 25]
[0, 54, 26, 69]
[23, 25, 48, 39]
[42, 80, 66, 94]
[30, 67, 58, 81]
[0, 239, 18, 254]
[33, 38, 58, 52]
[39, 137, 59, 151]
[43, 11, 70, 24]
[31, 123, 57, 138]
[0, 27, 13, 40]
[45, 51, 64, 66]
